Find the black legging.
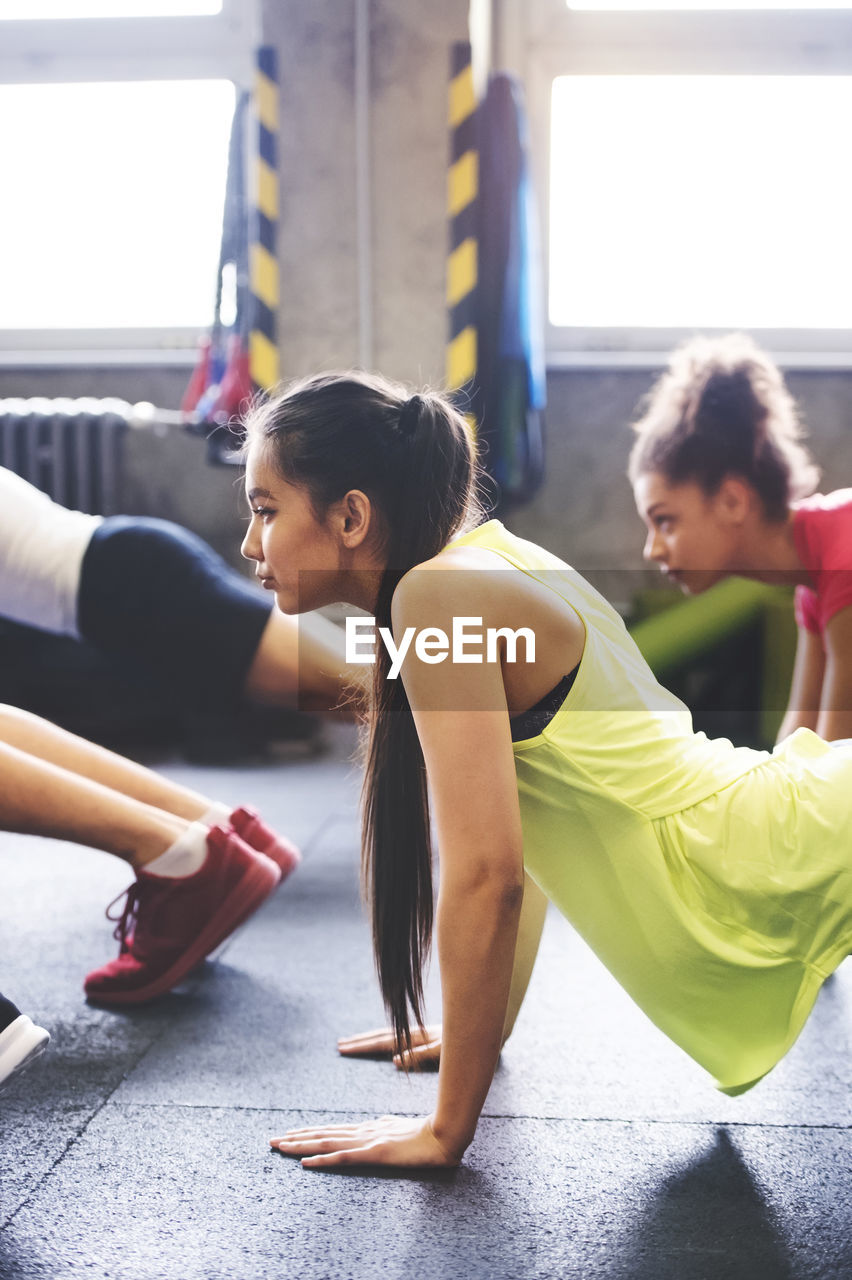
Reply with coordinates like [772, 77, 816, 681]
[77, 517, 271, 709]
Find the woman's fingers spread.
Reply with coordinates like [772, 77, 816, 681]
[393, 1038, 442, 1071]
[299, 1144, 384, 1169]
[338, 1027, 394, 1045]
[337, 1024, 442, 1057]
[270, 1125, 363, 1144]
[337, 1029, 396, 1056]
[269, 1116, 396, 1157]
[273, 1135, 377, 1157]
[269, 1115, 459, 1172]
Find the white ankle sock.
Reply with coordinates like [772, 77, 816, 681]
[144, 820, 210, 878]
[199, 800, 233, 828]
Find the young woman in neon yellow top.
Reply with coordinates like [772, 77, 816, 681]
[240, 371, 852, 1173]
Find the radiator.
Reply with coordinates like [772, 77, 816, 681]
[0, 397, 129, 515]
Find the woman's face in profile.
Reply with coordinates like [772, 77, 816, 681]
[241, 443, 342, 615]
[633, 471, 742, 595]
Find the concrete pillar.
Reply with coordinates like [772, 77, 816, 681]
[262, 0, 471, 387]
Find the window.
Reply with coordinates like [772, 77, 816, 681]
[517, 0, 852, 362]
[550, 75, 852, 331]
[0, 1, 222, 17]
[0, 80, 234, 332]
[567, 1, 852, 9]
[0, 0, 253, 358]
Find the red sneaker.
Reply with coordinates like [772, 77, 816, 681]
[229, 806, 301, 879]
[84, 826, 281, 1006]
[116, 809, 299, 956]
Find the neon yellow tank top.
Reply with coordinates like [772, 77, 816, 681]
[451, 520, 852, 1093]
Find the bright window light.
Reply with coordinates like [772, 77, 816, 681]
[567, 2, 852, 9]
[0, 80, 234, 331]
[550, 76, 852, 329]
[0, 1, 221, 17]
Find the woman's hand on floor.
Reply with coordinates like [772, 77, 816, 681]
[337, 1024, 442, 1071]
[270, 1115, 460, 1170]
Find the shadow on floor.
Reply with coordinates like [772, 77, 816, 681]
[609, 1128, 793, 1280]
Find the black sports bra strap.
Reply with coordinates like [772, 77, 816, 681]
[508, 667, 579, 742]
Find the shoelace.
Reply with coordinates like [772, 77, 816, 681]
[106, 882, 143, 950]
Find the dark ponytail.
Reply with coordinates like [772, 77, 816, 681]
[629, 334, 820, 519]
[243, 372, 484, 1055]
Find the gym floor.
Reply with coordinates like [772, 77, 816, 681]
[2, 722, 851, 1280]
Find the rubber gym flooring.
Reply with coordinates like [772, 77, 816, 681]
[2, 723, 851, 1280]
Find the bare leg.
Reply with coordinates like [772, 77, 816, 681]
[243, 610, 366, 717]
[0, 739, 188, 868]
[0, 705, 211, 822]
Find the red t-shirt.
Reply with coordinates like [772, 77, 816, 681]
[792, 489, 852, 637]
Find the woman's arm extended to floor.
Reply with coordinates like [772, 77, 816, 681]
[271, 570, 528, 1169]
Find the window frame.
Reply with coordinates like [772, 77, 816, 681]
[0, 0, 255, 360]
[516, 0, 852, 367]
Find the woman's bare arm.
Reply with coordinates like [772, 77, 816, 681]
[272, 566, 526, 1169]
[817, 606, 852, 742]
[776, 624, 824, 743]
[402, 572, 526, 1159]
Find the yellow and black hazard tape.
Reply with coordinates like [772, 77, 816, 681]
[250, 44, 280, 393]
[446, 40, 478, 419]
